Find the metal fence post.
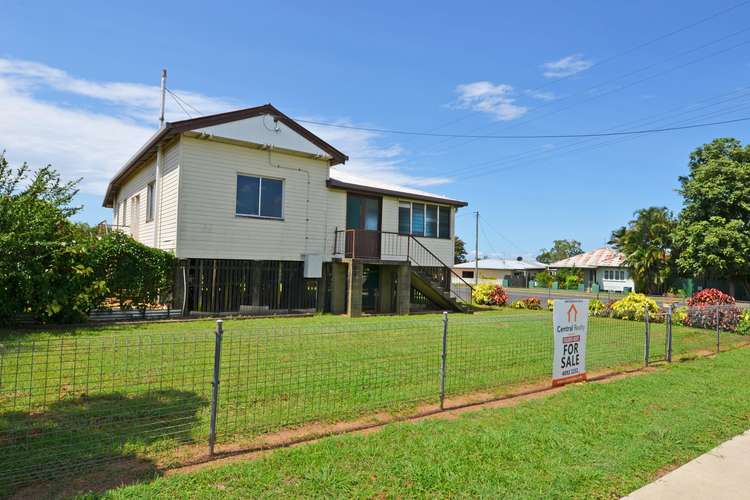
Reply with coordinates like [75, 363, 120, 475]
[439, 311, 448, 410]
[644, 304, 651, 366]
[208, 319, 224, 456]
[715, 303, 721, 354]
[666, 305, 673, 363]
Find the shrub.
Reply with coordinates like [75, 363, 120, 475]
[472, 283, 508, 306]
[673, 305, 689, 326]
[588, 299, 605, 316]
[555, 268, 583, 290]
[523, 297, 542, 310]
[90, 231, 176, 311]
[535, 270, 554, 288]
[687, 288, 736, 307]
[737, 310, 750, 336]
[610, 293, 659, 321]
[684, 288, 739, 331]
[511, 297, 542, 310]
[564, 274, 582, 290]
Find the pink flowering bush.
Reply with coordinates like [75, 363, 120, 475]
[684, 288, 739, 331]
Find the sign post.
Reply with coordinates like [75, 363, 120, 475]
[552, 299, 589, 386]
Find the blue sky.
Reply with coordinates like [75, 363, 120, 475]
[2, 0, 749, 259]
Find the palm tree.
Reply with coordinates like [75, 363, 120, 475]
[609, 207, 676, 294]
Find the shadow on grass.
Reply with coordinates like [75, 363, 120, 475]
[0, 389, 206, 498]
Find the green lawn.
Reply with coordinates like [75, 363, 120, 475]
[99, 346, 750, 499]
[0, 309, 747, 496]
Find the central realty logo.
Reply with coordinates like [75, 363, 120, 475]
[567, 303, 578, 323]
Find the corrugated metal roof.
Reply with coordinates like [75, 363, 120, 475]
[453, 258, 547, 271]
[548, 247, 627, 269]
[328, 171, 467, 207]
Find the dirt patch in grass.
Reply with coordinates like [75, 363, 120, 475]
[166, 366, 654, 477]
[4, 365, 663, 498]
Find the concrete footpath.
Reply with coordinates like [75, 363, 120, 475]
[624, 429, 750, 499]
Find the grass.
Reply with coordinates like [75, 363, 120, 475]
[97, 346, 750, 499]
[0, 309, 747, 495]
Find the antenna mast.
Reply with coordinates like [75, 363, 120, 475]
[159, 69, 167, 127]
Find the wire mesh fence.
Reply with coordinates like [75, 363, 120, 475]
[1, 307, 749, 494]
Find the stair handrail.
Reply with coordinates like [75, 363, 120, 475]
[406, 234, 474, 303]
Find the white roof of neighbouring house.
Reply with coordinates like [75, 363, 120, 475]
[328, 170, 467, 207]
[548, 247, 627, 269]
[453, 258, 547, 271]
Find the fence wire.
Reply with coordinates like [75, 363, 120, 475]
[1, 306, 749, 495]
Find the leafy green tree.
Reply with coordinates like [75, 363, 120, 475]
[454, 236, 468, 264]
[673, 138, 750, 297]
[0, 155, 106, 324]
[536, 239, 583, 264]
[609, 207, 676, 294]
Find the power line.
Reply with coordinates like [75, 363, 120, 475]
[458, 97, 750, 182]
[445, 84, 750, 177]
[292, 115, 750, 140]
[480, 214, 528, 256]
[427, 28, 750, 155]
[166, 89, 193, 118]
[410, 0, 750, 141]
[166, 88, 203, 117]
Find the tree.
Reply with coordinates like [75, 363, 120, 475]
[609, 207, 676, 294]
[536, 239, 583, 264]
[454, 236, 468, 264]
[0, 155, 106, 324]
[672, 138, 750, 297]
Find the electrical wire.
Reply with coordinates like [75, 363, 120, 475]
[445, 84, 750, 177]
[166, 88, 203, 117]
[429, 31, 750, 154]
[292, 115, 750, 140]
[404, 0, 750, 139]
[166, 88, 193, 118]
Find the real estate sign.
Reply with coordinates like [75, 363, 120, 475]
[552, 299, 589, 386]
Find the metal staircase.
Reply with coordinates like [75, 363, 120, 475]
[333, 229, 475, 312]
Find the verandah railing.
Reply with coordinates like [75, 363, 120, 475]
[332, 229, 474, 304]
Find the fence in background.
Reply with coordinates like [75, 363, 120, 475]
[1, 307, 748, 494]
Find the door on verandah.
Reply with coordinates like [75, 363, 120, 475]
[345, 193, 381, 259]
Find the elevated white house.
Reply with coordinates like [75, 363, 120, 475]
[452, 258, 547, 287]
[548, 247, 635, 292]
[103, 104, 469, 316]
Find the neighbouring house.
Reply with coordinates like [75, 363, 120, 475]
[103, 104, 469, 317]
[547, 247, 635, 292]
[452, 258, 547, 287]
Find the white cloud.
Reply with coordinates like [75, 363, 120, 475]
[542, 54, 593, 78]
[524, 89, 557, 101]
[0, 57, 449, 200]
[454, 81, 527, 121]
[309, 119, 451, 187]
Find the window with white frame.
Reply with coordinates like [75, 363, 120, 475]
[398, 201, 451, 239]
[235, 174, 283, 219]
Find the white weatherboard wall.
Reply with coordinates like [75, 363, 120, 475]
[111, 141, 179, 251]
[177, 136, 332, 261]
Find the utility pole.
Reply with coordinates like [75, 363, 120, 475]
[474, 210, 479, 286]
